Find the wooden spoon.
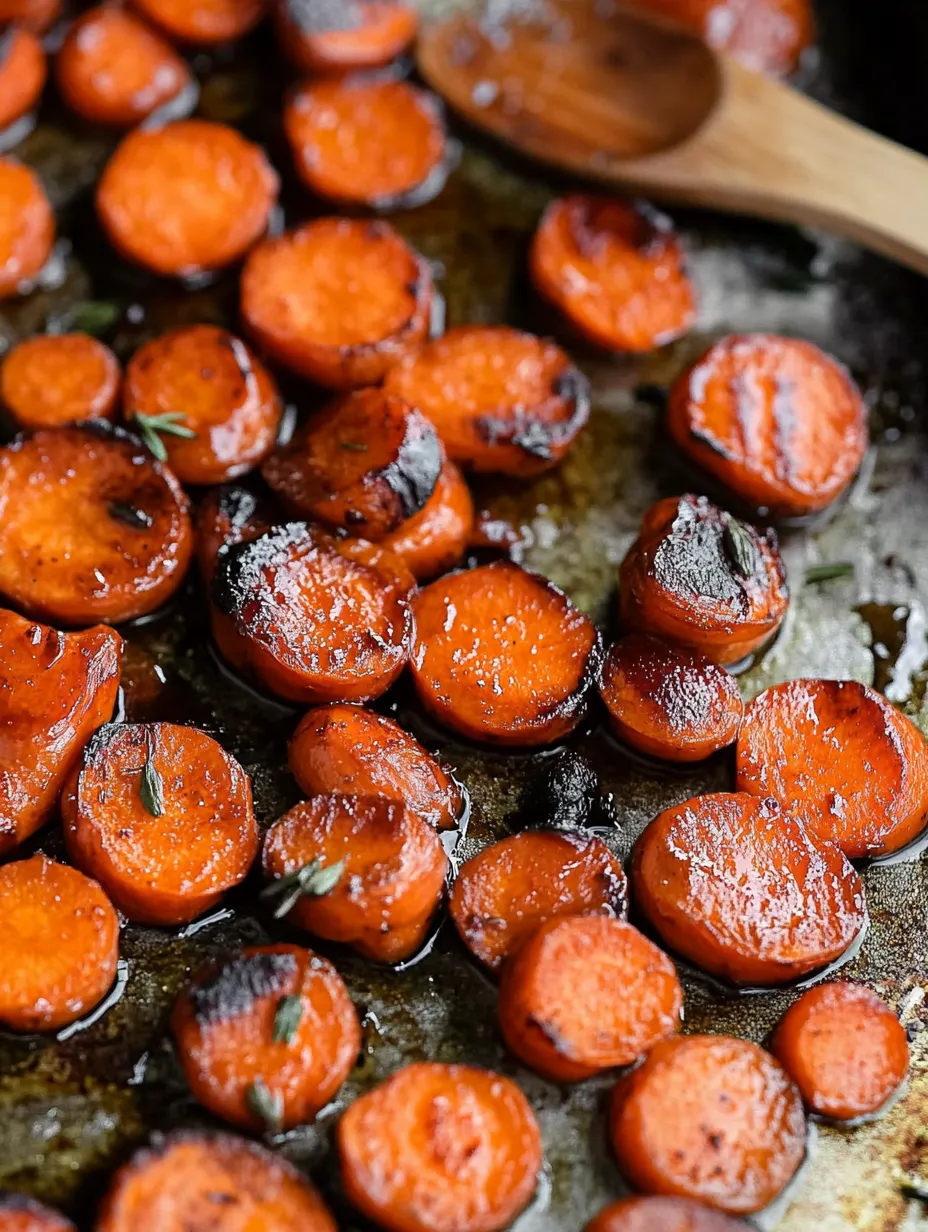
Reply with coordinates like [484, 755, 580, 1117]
[417, 0, 928, 274]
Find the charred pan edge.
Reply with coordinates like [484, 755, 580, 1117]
[212, 522, 314, 619]
[384, 408, 443, 520]
[187, 951, 298, 1026]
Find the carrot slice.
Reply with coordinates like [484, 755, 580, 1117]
[128, 0, 265, 43]
[0, 27, 45, 131]
[610, 1035, 806, 1215]
[213, 523, 414, 703]
[0, 423, 193, 626]
[0, 607, 122, 856]
[599, 632, 743, 761]
[172, 942, 360, 1131]
[338, 1062, 542, 1232]
[97, 120, 278, 278]
[240, 218, 433, 390]
[631, 791, 866, 986]
[381, 458, 474, 580]
[61, 721, 258, 925]
[125, 325, 282, 485]
[410, 560, 600, 746]
[498, 916, 682, 1082]
[584, 1197, 750, 1232]
[618, 494, 789, 665]
[275, 0, 417, 72]
[262, 794, 448, 963]
[56, 8, 193, 127]
[196, 484, 279, 584]
[449, 830, 628, 973]
[0, 1195, 76, 1232]
[0, 854, 119, 1032]
[0, 157, 54, 299]
[0, 0, 60, 33]
[285, 78, 449, 209]
[289, 703, 463, 831]
[530, 196, 696, 353]
[736, 678, 928, 858]
[632, 0, 813, 76]
[0, 333, 120, 429]
[97, 1130, 336, 1232]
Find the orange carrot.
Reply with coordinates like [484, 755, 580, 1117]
[128, 0, 265, 43]
[0, 1194, 76, 1232]
[196, 484, 280, 584]
[0, 156, 54, 299]
[0, 333, 120, 429]
[0, 27, 45, 131]
[275, 0, 418, 72]
[0, 0, 60, 32]
[381, 458, 474, 580]
[584, 1197, 751, 1232]
[631, 0, 813, 76]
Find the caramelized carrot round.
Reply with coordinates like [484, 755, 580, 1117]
[736, 678, 928, 858]
[584, 1197, 750, 1232]
[381, 458, 474, 580]
[61, 721, 258, 925]
[97, 120, 278, 278]
[196, 484, 279, 583]
[0, 157, 54, 299]
[632, 792, 866, 986]
[240, 218, 433, 390]
[0, 0, 60, 33]
[449, 830, 628, 973]
[262, 794, 448, 963]
[618, 494, 789, 665]
[599, 632, 743, 761]
[0, 423, 192, 625]
[530, 196, 695, 353]
[0, 1194, 76, 1231]
[0, 333, 120, 429]
[263, 390, 440, 539]
[385, 326, 590, 475]
[56, 8, 193, 127]
[0, 854, 119, 1032]
[499, 916, 682, 1082]
[275, 0, 418, 72]
[411, 561, 600, 746]
[125, 325, 282, 485]
[338, 1062, 542, 1232]
[129, 0, 265, 43]
[289, 704, 463, 831]
[610, 1035, 806, 1215]
[172, 943, 360, 1131]
[635, 0, 813, 76]
[0, 27, 46, 131]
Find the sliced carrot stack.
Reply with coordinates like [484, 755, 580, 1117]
[1, 333, 120, 429]
[633, 0, 813, 76]
[262, 793, 448, 963]
[338, 1062, 542, 1232]
[0, 27, 46, 131]
[129, 0, 265, 43]
[449, 830, 627, 972]
[275, 0, 418, 72]
[584, 1197, 750, 1232]
[0, 1194, 77, 1231]
[0, 157, 54, 299]
[530, 196, 696, 352]
[196, 484, 280, 583]
[0, 854, 119, 1032]
[62, 721, 258, 925]
[631, 792, 867, 986]
[0, 0, 60, 33]
[241, 218, 433, 390]
[172, 943, 360, 1131]
[381, 458, 474, 580]
[385, 326, 590, 475]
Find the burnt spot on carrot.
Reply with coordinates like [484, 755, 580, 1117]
[186, 950, 298, 1026]
[634, 0, 813, 76]
[0, 333, 120, 430]
[275, 0, 418, 72]
[196, 484, 280, 584]
[0, 1193, 77, 1231]
[584, 1197, 751, 1232]
[0, 156, 54, 299]
[0, 26, 45, 132]
[381, 457, 474, 580]
[518, 748, 602, 831]
[128, 0, 266, 43]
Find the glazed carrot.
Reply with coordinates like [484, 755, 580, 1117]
[61, 721, 258, 925]
[449, 830, 627, 972]
[129, 0, 265, 43]
[631, 0, 813, 76]
[0, 423, 192, 625]
[598, 632, 744, 761]
[0, 1194, 76, 1232]
[0, 0, 60, 33]
[338, 1062, 542, 1232]
[97, 1131, 337, 1232]
[172, 943, 360, 1131]
[275, 0, 418, 72]
[97, 120, 278, 278]
[289, 704, 463, 831]
[125, 325, 282, 485]
[736, 678, 928, 858]
[584, 1197, 750, 1232]
[240, 218, 433, 390]
[381, 458, 474, 580]
[530, 197, 696, 353]
[385, 326, 590, 475]
[0, 157, 54, 299]
[196, 484, 279, 583]
[618, 494, 789, 665]
[631, 792, 866, 986]
[410, 561, 600, 746]
[0, 27, 45, 131]
[0, 333, 120, 429]
[262, 793, 448, 963]
[212, 523, 415, 703]
[0, 854, 119, 1032]
[610, 1035, 806, 1215]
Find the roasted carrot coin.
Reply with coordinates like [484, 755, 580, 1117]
[125, 325, 282, 485]
[129, 0, 264, 43]
[736, 678, 928, 858]
[618, 494, 788, 665]
[262, 794, 448, 963]
[449, 830, 628, 972]
[0, 423, 192, 625]
[196, 484, 279, 583]
[289, 704, 463, 831]
[61, 721, 258, 926]
[631, 792, 866, 986]
[584, 1197, 750, 1232]
[240, 218, 433, 390]
[599, 632, 743, 761]
[632, 0, 813, 76]
[276, 0, 416, 72]
[385, 326, 590, 475]
[610, 1035, 806, 1215]
[0, 0, 60, 33]
[0, 333, 120, 430]
[530, 196, 696, 353]
[0, 854, 119, 1032]
[0, 157, 54, 299]
[97, 120, 278, 278]
[0, 1194, 76, 1232]
[0, 27, 46, 131]
[381, 458, 474, 580]
[338, 1062, 542, 1232]
[172, 943, 360, 1132]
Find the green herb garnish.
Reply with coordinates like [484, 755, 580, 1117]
[67, 300, 121, 336]
[723, 516, 756, 578]
[339, 440, 368, 452]
[804, 561, 855, 585]
[260, 858, 346, 920]
[897, 1169, 928, 1202]
[132, 411, 197, 462]
[245, 1077, 283, 1131]
[139, 751, 164, 818]
[273, 995, 303, 1045]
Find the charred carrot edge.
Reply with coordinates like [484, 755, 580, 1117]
[0, 27, 46, 131]
[0, 333, 121, 430]
[0, 1192, 77, 1230]
[583, 1196, 751, 1232]
[275, 0, 418, 72]
[196, 484, 281, 584]
[0, 156, 54, 300]
[381, 458, 474, 580]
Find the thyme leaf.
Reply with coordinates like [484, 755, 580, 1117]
[273, 994, 303, 1045]
[723, 516, 756, 578]
[245, 1077, 283, 1131]
[339, 440, 368, 452]
[67, 300, 121, 336]
[260, 857, 346, 920]
[139, 752, 164, 818]
[804, 561, 855, 585]
[132, 411, 197, 462]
